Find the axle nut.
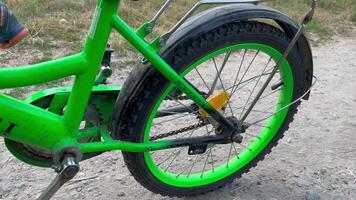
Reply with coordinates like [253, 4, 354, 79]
[232, 134, 243, 143]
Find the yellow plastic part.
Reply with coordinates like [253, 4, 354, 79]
[199, 91, 230, 117]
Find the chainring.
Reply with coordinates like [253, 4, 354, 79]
[5, 95, 105, 168]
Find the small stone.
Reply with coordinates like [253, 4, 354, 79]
[76, 187, 82, 192]
[69, 190, 77, 197]
[305, 191, 321, 200]
[117, 192, 126, 197]
[77, 172, 86, 177]
[320, 168, 327, 175]
[256, 181, 261, 185]
[59, 18, 67, 25]
[16, 183, 26, 189]
[229, 190, 237, 196]
[0, 181, 13, 194]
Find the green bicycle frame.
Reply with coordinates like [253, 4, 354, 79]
[0, 0, 232, 155]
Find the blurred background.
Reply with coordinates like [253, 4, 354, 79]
[2, 0, 356, 54]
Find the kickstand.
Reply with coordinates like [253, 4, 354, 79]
[37, 156, 80, 200]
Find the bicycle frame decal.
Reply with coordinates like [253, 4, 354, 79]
[89, 6, 101, 39]
[0, 0, 226, 154]
[0, 120, 16, 137]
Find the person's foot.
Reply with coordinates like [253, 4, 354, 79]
[0, 3, 28, 49]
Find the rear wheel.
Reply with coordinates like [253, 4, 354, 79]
[112, 21, 304, 197]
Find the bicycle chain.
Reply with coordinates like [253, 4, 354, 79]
[149, 120, 208, 141]
[149, 94, 207, 141]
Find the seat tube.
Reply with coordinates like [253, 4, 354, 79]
[63, 0, 120, 133]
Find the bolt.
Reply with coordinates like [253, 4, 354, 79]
[232, 134, 243, 143]
[159, 38, 166, 46]
[145, 26, 153, 34]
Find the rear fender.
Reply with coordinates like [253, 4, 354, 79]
[162, 4, 313, 99]
[110, 4, 314, 133]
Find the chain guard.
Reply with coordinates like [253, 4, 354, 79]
[4, 94, 113, 168]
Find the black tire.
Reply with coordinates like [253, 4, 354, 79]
[111, 21, 305, 197]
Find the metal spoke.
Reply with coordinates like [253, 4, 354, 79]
[226, 71, 273, 93]
[164, 149, 182, 172]
[239, 57, 272, 120]
[232, 143, 241, 159]
[247, 102, 283, 126]
[200, 124, 215, 177]
[231, 50, 260, 96]
[242, 132, 262, 140]
[249, 123, 271, 129]
[153, 95, 200, 126]
[231, 49, 247, 94]
[226, 107, 273, 118]
[187, 154, 199, 177]
[156, 125, 200, 167]
[239, 54, 284, 122]
[168, 95, 196, 113]
[200, 149, 211, 178]
[153, 120, 213, 165]
[236, 143, 253, 152]
[228, 106, 273, 115]
[208, 51, 231, 95]
[156, 148, 183, 167]
[211, 53, 235, 116]
[248, 75, 317, 127]
[176, 146, 214, 178]
[247, 103, 279, 123]
[208, 148, 215, 173]
[226, 143, 233, 168]
[226, 88, 281, 116]
[195, 68, 210, 92]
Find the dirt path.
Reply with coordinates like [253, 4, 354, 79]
[1, 35, 356, 200]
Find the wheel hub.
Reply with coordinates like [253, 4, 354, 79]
[215, 116, 246, 143]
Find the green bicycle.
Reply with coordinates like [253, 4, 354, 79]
[0, 0, 316, 199]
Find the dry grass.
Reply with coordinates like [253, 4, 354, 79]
[2, 0, 355, 56]
[269, 0, 355, 40]
[3, 0, 196, 53]
[1, 0, 355, 98]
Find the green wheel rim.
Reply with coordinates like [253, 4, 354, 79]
[143, 43, 294, 187]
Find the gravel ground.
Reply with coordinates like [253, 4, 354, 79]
[0, 34, 356, 200]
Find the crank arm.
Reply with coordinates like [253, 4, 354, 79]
[37, 156, 79, 200]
